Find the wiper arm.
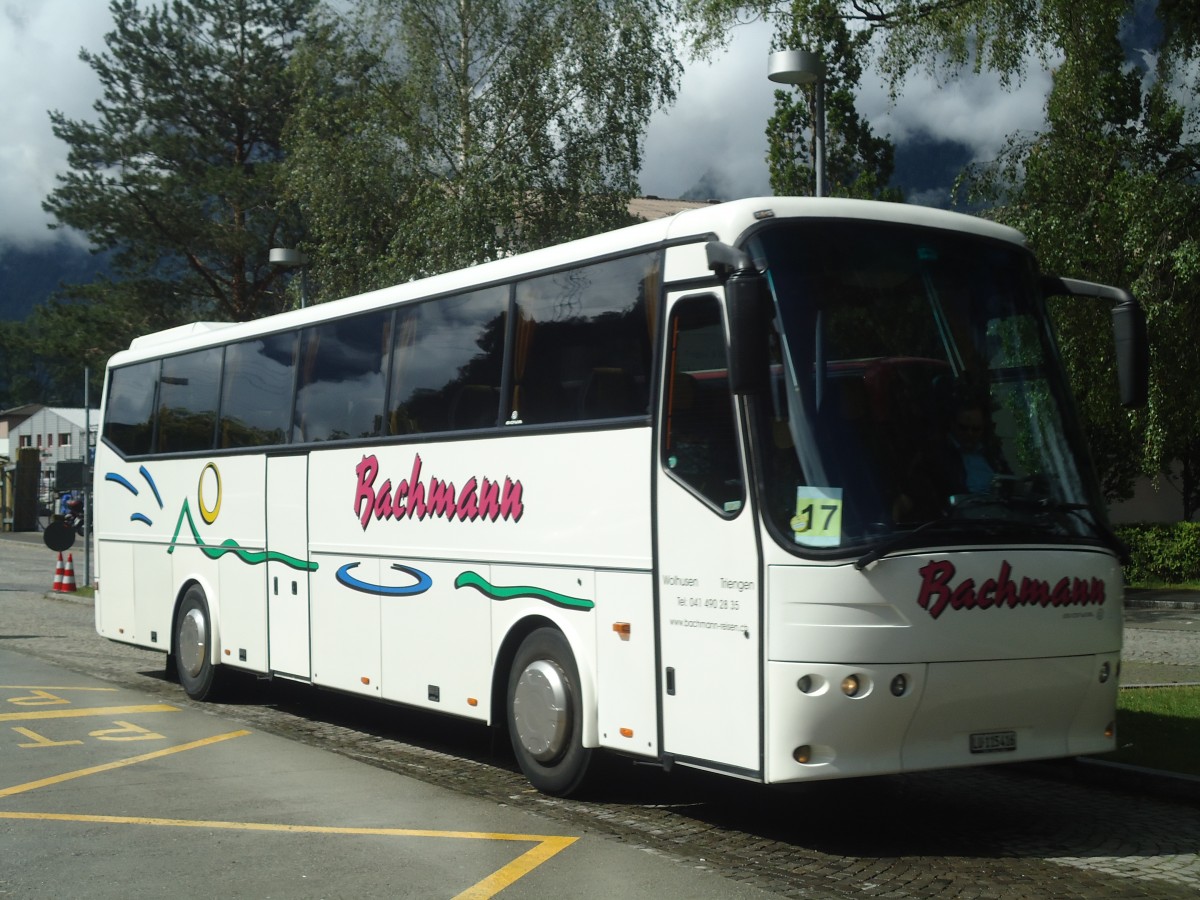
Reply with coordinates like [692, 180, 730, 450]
[853, 516, 1027, 571]
[855, 497, 1124, 571]
[1056, 503, 1130, 564]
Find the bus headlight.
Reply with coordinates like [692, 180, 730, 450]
[841, 674, 861, 697]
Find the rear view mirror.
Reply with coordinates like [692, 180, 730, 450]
[1041, 276, 1149, 408]
[707, 242, 771, 395]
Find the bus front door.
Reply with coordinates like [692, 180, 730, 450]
[655, 293, 762, 777]
[266, 454, 312, 679]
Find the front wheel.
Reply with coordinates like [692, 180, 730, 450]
[174, 585, 227, 701]
[507, 628, 594, 796]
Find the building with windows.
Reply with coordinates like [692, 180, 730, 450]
[9, 406, 97, 467]
[3, 406, 98, 528]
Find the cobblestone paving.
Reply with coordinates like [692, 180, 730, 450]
[3, 537, 1199, 899]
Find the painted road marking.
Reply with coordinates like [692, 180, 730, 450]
[1, 693, 581, 899]
[0, 810, 577, 900]
[0, 704, 179, 723]
[0, 729, 250, 798]
[12, 728, 85, 749]
[5, 689, 70, 706]
[1, 686, 119, 692]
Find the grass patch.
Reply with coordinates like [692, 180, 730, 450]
[1106, 686, 1200, 776]
[1126, 580, 1200, 592]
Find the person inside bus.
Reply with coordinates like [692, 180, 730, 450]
[894, 396, 1009, 521]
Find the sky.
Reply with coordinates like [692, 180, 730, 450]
[0, 1, 1055, 252]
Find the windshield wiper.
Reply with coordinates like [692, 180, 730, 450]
[854, 496, 1123, 570]
[853, 515, 1032, 571]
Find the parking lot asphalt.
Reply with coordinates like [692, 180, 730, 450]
[4, 529, 1200, 897]
[0, 648, 786, 900]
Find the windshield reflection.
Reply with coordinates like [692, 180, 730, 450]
[749, 220, 1106, 556]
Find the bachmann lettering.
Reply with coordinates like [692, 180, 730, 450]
[916, 559, 1105, 620]
[354, 453, 524, 529]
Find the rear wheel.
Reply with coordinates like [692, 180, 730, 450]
[507, 628, 594, 796]
[174, 585, 226, 701]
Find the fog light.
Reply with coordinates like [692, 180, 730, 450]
[841, 674, 861, 697]
[793, 745, 812, 764]
[1105, 721, 1116, 739]
[797, 675, 813, 693]
[1099, 661, 1111, 683]
[890, 674, 908, 697]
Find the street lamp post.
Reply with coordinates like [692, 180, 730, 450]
[768, 49, 826, 198]
[269, 247, 309, 308]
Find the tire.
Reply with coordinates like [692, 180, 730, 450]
[506, 628, 594, 796]
[174, 585, 226, 701]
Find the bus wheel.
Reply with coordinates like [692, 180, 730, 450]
[507, 628, 594, 796]
[174, 585, 225, 701]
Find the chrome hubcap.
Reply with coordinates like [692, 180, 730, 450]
[513, 659, 570, 762]
[178, 607, 207, 679]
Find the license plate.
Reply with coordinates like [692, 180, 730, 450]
[970, 730, 1017, 754]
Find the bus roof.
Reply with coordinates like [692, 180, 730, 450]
[108, 197, 1027, 366]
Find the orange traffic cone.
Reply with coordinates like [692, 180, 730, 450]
[53, 552, 65, 592]
[62, 554, 77, 593]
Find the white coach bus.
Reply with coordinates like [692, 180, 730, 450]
[94, 197, 1148, 795]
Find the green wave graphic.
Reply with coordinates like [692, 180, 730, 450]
[454, 570, 593, 611]
[168, 498, 318, 572]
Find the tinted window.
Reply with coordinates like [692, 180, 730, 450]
[511, 253, 658, 425]
[388, 288, 508, 434]
[663, 296, 743, 512]
[103, 360, 159, 456]
[294, 311, 391, 442]
[220, 332, 296, 448]
[158, 347, 222, 453]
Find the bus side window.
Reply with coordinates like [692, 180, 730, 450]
[158, 346, 222, 453]
[662, 296, 744, 513]
[293, 310, 390, 443]
[219, 333, 295, 448]
[388, 288, 507, 435]
[510, 253, 656, 425]
[103, 359, 160, 456]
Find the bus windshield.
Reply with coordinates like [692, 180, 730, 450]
[750, 219, 1107, 555]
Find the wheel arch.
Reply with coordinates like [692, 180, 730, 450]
[170, 574, 221, 668]
[492, 613, 599, 748]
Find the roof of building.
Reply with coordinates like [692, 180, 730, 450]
[627, 196, 717, 220]
[0, 404, 43, 424]
[8, 407, 97, 430]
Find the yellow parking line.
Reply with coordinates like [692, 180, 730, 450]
[0, 729, 250, 798]
[0, 685, 118, 691]
[453, 835, 579, 900]
[0, 809, 572, 841]
[0, 810, 577, 900]
[1, 721, 580, 898]
[0, 704, 179, 723]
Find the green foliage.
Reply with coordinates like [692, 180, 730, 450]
[283, 0, 681, 299]
[764, 0, 901, 199]
[681, 1, 1071, 88]
[1111, 687, 1200, 776]
[44, 0, 318, 323]
[679, 1, 1200, 517]
[957, 4, 1200, 515]
[0, 320, 41, 405]
[1116, 522, 1200, 585]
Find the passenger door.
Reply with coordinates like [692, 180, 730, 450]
[655, 294, 763, 775]
[266, 454, 312, 679]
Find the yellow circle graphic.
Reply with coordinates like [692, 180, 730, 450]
[198, 462, 222, 524]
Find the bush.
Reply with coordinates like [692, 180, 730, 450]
[1116, 522, 1200, 585]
